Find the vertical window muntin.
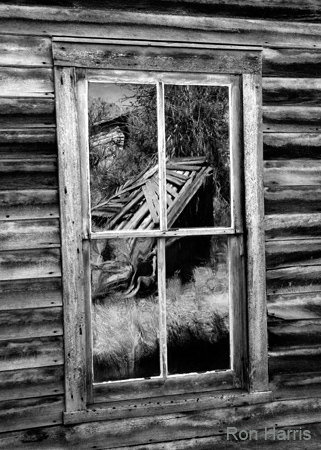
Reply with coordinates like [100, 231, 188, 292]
[86, 72, 242, 390]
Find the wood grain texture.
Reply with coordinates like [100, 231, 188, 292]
[264, 186, 321, 214]
[0, 189, 59, 220]
[265, 214, 321, 240]
[263, 133, 321, 160]
[269, 349, 321, 375]
[0, 307, 63, 340]
[0, 68, 53, 97]
[268, 319, 321, 350]
[1, 12, 321, 47]
[0, 34, 52, 66]
[0, 395, 64, 433]
[264, 159, 321, 187]
[53, 41, 261, 73]
[55, 66, 87, 411]
[0, 159, 57, 190]
[0, 98, 55, 128]
[263, 78, 321, 106]
[0, 248, 61, 281]
[0, 219, 60, 251]
[270, 372, 321, 400]
[0, 128, 56, 159]
[263, 48, 321, 77]
[263, 107, 321, 132]
[267, 291, 321, 320]
[267, 265, 321, 295]
[0, 278, 62, 310]
[265, 239, 321, 270]
[0, 336, 63, 371]
[243, 73, 268, 392]
[0, 366, 64, 401]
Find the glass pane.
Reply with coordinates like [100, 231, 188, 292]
[88, 83, 159, 231]
[164, 85, 230, 228]
[166, 236, 230, 375]
[91, 238, 160, 382]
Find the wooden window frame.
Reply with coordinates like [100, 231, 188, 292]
[53, 38, 270, 424]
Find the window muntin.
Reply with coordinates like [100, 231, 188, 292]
[87, 73, 239, 386]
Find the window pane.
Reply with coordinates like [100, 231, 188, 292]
[166, 236, 230, 375]
[164, 85, 230, 228]
[88, 83, 159, 231]
[91, 238, 160, 382]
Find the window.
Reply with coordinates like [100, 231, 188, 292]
[53, 39, 269, 422]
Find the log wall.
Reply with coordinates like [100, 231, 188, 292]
[0, 2, 321, 448]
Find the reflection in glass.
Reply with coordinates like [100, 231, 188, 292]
[164, 85, 230, 228]
[166, 236, 230, 375]
[91, 238, 160, 382]
[88, 83, 159, 231]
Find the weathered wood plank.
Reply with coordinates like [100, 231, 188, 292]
[263, 48, 321, 77]
[0, 68, 53, 97]
[0, 189, 59, 220]
[0, 98, 55, 128]
[0, 159, 57, 190]
[263, 78, 321, 106]
[263, 133, 321, 160]
[263, 107, 321, 132]
[264, 159, 321, 187]
[0, 34, 52, 67]
[266, 240, 321, 269]
[2, 9, 321, 47]
[264, 186, 321, 214]
[267, 265, 321, 295]
[0, 219, 60, 251]
[269, 349, 321, 375]
[0, 307, 63, 340]
[53, 41, 261, 73]
[0, 249, 61, 281]
[0, 278, 62, 310]
[0, 128, 56, 159]
[267, 291, 321, 320]
[265, 214, 321, 240]
[270, 372, 321, 400]
[0, 336, 63, 371]
[55, 66, 87, 411]
[268, 319, 321, 350]
[243, 73, 268, 392]
[0, 396, 64, 433]
[0, 366, 64, 401]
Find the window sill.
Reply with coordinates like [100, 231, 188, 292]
[63, 389, 273, 425]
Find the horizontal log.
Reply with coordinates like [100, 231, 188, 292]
[0, 98, 55, 128]
[0, 336, 63, 371]
[0, 249, 61, 281]
[0, 189, 59, 220]
[267, 291, 321, 320]
[263, 78, 321, 106]
[265, 214, 321, 240]
[263, 106, 321, 132]
[0, 159, 57, 190]
[270, 371, 321, 400]
[0, 307, 63, 340]
[0, 128, 56, 144]
[268, 319, 321, 350]
[0, 68, 53, 97]
[266, 265, 321, 295]
[266, 239, 321, 269]
[2, 12, 321, 47]
[269, 349, 321, 375]
[0, 278, 62, 310]
[0, 35, 52, 67]
[263, 48, 321, 77]
[0, 219, 60, 251]
[264, 159, 321, 187]
[0, 128, 56, 159]
[53, 41, 261, 73]
[0, 366, 64, 401]
[0, 396, 63, 433]
[263, 133, 321, 160]
[264, 185, 321, 214]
